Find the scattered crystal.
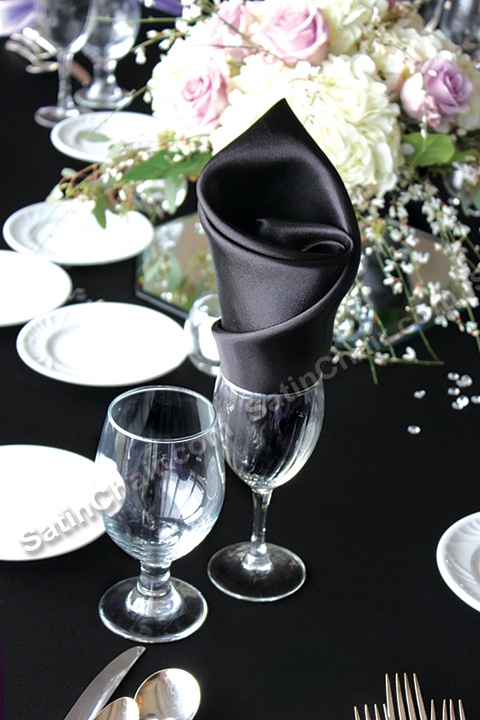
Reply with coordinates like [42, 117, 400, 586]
[447, 387, 461, 396]
[413, 390, 426, 399]
[471, 395, 480, 404]
[456, 374, 473, 388]
[447, 372, 460, 381]
[407, 424, 421, 435]
[451, 396, 470, 410]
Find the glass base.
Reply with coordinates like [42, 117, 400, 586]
[34, 105, 89, 128]
[98, 576, 208, 643]
[207, 542, 306, 602]
[74, 86, 132, 110]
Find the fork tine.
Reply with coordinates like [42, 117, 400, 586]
[449, 699, 457, 720]
[458, 699, 466, 720]
[395, 674, 409, 720]
[354, 706, 361, 720]
[374, 705, 383, 720]
[412, 673, 428, 720]
[430, 700, 436, 720]
[386, 675, 396, 720]
[442, 700, 448, 720]
[403, 674, 418, 720]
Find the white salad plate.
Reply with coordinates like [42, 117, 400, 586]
[437, 511, 480, 612]
[0, 444, 104, 561]
[50, 110, 161, 163]
[3, 200, 154, 266]
[0, 250, 72, 327]
[16, 301, 187, 386]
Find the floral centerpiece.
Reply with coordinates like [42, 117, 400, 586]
[59, 0, 480, 378]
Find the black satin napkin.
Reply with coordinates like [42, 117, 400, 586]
[197, 99, 362, 394]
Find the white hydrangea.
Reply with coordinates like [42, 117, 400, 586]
[211, 52, 401, 197]
[210, 55, 293, 151]
[299, 55, 401, 195]
[313, 0, 389, 54]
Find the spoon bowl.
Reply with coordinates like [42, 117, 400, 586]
[134, 668, 201, 720]
[93, 697, 139, 720]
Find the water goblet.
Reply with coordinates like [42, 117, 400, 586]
[33, 0, 97, 127]
[74, 0, 141, 110]
[95, 385, 225, 642]
[207, 373, 325, 602]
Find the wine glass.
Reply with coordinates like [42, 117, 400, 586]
[207, 373, 325, 602]
[439, 0, 480, 56]
[74, 0, 141, 110]
[94, 385, 225, 642]
[33, 0, 97, 127]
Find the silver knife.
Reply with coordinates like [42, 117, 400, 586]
[63, 646, 145, 720]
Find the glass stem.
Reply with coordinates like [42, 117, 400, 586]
[127, 563, 182, 618]
[89, 59, 119, 97]
[245, 489, 273, 571]
[57, 50, 75, 111]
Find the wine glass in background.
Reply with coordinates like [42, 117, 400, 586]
[33, 0, 97, 127]
[74, 0, 141, 110]
[439, 0, 480, 56]
[95, 386, 225, 642]
[208, 373, 325, 602]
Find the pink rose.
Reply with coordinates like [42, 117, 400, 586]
[255, 1, 329, 67]
[401, 58, 472, 127]
[176, 63, 229, 135]
[207, 0, 253, 59]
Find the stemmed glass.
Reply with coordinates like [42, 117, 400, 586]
[95, 386, 225, 642]
[33, 0, 97, 127]
[74, 0, 141, 110]
[439, 0, 480, 56]
[207, 373, 325, 602]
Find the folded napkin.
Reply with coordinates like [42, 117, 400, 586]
[197, 99, 361, 394]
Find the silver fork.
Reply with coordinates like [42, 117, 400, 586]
[354, 703, 389, 720]
[386, 674, 430, 720]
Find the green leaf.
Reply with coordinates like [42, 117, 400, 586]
[92, 192, 108, 228]
[122, 150, 211, 182]
[402, 132, 455, 167]
[162, 175, 186, 213]
[78, 130, 111, 142]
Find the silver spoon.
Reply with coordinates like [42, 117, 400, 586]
[93, 697, 139, 720]
[134, 668, 201, 720]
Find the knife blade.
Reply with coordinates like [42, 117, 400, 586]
[63, 646, 145, 720]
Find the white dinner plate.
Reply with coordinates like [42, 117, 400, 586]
[16, 301, 187, 386]
[50, 111, 161, 163]
[0, 444, 104, 561]
[436, 511, 480, 612]
[3, 200, 154, 266]
[0, 250, 72, 327]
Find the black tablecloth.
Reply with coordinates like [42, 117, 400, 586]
[1, 33, 480, 720]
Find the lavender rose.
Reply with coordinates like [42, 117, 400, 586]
[401, 58, 473, 127]
[254, 1, 329, 67]
[176, 63, 229, 135]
